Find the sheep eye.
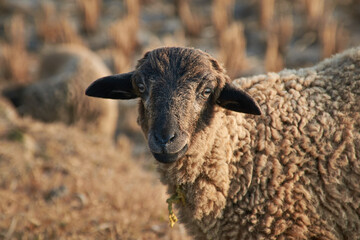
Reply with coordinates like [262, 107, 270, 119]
[202, 88, 212, 97]
[137, 83, 146, 93]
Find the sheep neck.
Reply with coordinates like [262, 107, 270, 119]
[157, 109, 254, 222]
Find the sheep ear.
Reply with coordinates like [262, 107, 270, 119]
[217, 83, 262, 115]
[85, 71, 137, 99]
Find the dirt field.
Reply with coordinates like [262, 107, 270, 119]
[0, 0, 359, 239]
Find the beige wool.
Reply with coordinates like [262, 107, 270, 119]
[12, 45, 118, 136]
[157, 48, 360, 239]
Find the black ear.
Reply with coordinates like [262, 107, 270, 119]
[85, 71, 137, 99]
[217, 83, 262, 115]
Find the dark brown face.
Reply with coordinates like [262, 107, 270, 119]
[85, 47, 261, 164]
[134, 48, 222, 163]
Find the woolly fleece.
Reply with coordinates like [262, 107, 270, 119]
[157, 47, 360, 239]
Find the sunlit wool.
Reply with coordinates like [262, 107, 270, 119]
[88, 47, 360, 239]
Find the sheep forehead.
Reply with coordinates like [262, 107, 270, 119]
[138, 47, 218, 88]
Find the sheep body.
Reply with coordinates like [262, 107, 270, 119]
[6, 45, 118, 136]
[168, 48, 360, 239]
[86, 47, 360, 239]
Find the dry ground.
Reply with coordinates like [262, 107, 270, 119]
[0, 97, 189, 239]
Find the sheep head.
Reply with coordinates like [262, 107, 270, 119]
[86, 47, 261, 163]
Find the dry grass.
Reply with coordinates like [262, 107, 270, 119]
[0, 98, 190, 240]
[108, 16, 137, 73]
[218, 22, 247, 78]
[320, 18, 349, 58]
[303, 0, 325, 29]
[111, 49, 132, 74]
[1, 45, 30, 83]
[109, 15, 138, 58]
[212, 0, 248, 78]
[144, 30, 187, 53]
[126, 0, 141, 19]
[1, 14, 30, 83]
[320, 18, 337, 58]
[274, 15, 294, 56]
[77, 0, 102, 33]
[211, 0, 234, 35]
[301, 0, 349, 59]
[4, 14, 25, 47]
[265, 31, 284, 72]
[259, 0, 275, 29]
[140, 29, 187, 76]
[177, 0, 203, 37]
[261, 2, 293, 72]
[36, 3, 83, 45]
[109, 0, 140, 73]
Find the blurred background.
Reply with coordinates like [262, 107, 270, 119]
[0, 0, 359, 239]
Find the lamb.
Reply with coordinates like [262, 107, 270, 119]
[3, 45, 118, 136]
[85, 46, 360, 239]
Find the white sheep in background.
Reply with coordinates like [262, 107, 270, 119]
[3, 45, 118, 136]
[86, 46, 360, 239]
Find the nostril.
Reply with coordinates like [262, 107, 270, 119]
[169, 133, 176, 142]
[155, 131, 177, 145]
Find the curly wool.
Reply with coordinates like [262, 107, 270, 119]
[158, 48, 360, 239]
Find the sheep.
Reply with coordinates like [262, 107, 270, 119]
[3, 44, 118, 136]
[85, 46, 360, 239]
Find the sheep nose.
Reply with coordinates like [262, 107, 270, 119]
[148, 128, 189, 159]
[154, 130, 176, 145]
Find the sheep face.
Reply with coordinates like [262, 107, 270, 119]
[86, 47, 261, 163]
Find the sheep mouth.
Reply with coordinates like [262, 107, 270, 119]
[152, 144, 188, 164]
